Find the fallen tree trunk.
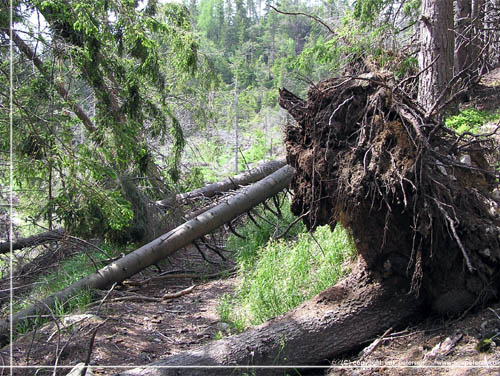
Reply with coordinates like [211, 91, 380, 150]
[116, 264, 423, 376]
[0, 228, 65, 254]
[0, 165, 294, 344]
[158, 158, 286, 206]
[116, 71, 500, 373]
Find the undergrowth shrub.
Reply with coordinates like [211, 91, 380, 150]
[445, 108, 500, 134]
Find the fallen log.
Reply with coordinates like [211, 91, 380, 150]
[0, 228, 65, 254]
[0, 165, 294, 344]
[115, 264, 423, 376]
[157, 158, 286, 206]
[117, 71, 500, 373]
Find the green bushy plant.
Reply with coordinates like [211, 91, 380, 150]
[445, 108, 500, 134]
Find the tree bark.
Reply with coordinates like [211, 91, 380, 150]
[418, 0, 454, 112]
[159, 158, 286, 205]
[0, 228, 65, 254]
[455, 0, 473, 75]
[0, 165, 294, 344]
[115, 264, 424, 376]
[471, 0, 485, 73]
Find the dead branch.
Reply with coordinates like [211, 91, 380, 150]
[96, 282, 117, 316]
[359, 327, 393, 360]
[275, 210, 310, 240]
[269, 5, 335, 35]
[93, 285, 196, 304]
[80, 320, 108, 376]
[135, 269, 237, 287]
[227, 221, 246, 240]
[0, 228, 65, 254]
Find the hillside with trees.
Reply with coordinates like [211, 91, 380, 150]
[1, 0, 500, 374]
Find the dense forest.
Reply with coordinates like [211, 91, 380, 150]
[1, 0, 500, 374]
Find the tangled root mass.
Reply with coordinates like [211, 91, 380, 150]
[280, 72, 500, 315]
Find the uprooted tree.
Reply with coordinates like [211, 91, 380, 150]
[117, 72, 500, 375]
[281, 72, 500, 315]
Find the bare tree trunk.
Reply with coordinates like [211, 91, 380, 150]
[115, 264, 424, 376]
[483, 0, 499, 69]
[234, 76, 239, 173]
[471, 0, 485, 73]
[161, 158, 286, 204]
[455, 0, 473, 75]
[0, 165, 294, 344]
[418, 0, 455, 112]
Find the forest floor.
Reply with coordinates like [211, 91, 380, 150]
[2, 243, 239, 375]
[4, 242, 500, 376]
[3, 69, 500, 375]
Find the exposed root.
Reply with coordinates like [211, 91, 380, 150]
[280, 71, 500, 315]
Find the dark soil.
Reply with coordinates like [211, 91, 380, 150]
[280, 68, 500, 316]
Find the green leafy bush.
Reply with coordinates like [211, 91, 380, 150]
[445, 108, 500, 134]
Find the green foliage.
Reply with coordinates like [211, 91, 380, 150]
[222, 200, 356, 329]
[353, 0, 390, 25]
[239, 129, 268, 170]
[15, 316, 46, 336]
[216, 293, 246, 334]
[3, 0, 221, 241]
[226, 198, 306, 270]
[236, 225, 355, 325]
[445, 108, 500, 134]
[11, 248, 113, 316]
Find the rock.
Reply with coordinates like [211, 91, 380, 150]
[460, 154, 472, 166]
[217, 322, 229, 331]
[66, 363, 93, 376]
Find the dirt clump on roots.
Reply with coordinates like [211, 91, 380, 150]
[279, 71, 500, 316]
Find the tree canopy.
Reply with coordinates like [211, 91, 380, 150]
[2, 0, 218, 241]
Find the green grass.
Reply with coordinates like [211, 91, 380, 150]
[31, 252, 108, 301]
[220, 200, 356, 332]
[226, 198, 307, 271]
[8, 242, 127, 334]
[445, 108, 500, 134]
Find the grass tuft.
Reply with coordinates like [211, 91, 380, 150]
[220, 199, 356, 331]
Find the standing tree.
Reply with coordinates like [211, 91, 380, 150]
[417, 0, 454, 113]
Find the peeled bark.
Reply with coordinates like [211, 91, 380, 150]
[158, 158, 286, 205]
[0, 165, 293, 344]
[116, 264, 423, 376]
[0, 228, 65, 254]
